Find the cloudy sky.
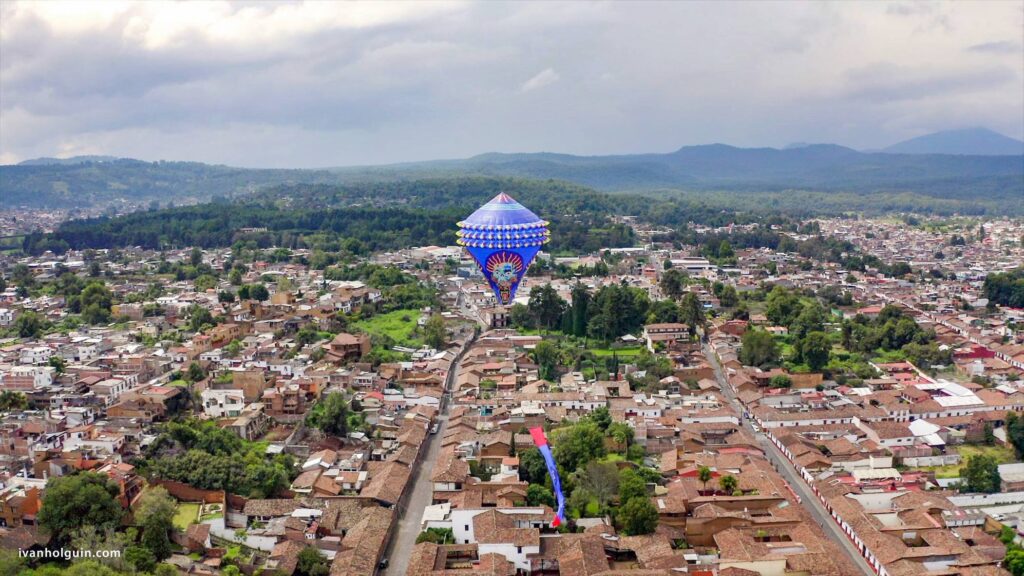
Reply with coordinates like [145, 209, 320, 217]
[1, 1, 1022, 167]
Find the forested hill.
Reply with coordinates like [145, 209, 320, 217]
[19, 171, 1024, 256]
[3, 143, 1021, 210]
[0, 159, 342, 209]
[21, 178, 646, 256]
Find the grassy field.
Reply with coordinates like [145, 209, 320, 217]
[915, 444, 1016, 479]
[354, 309, 423, 347]
[173, 502, 201, 530]
[588, 346, 644, 357]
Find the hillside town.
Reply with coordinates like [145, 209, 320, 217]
[1, 213, 1023, 576]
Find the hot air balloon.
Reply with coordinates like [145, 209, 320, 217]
[529, 427, 566, 528]
[457, 193, 549, 305]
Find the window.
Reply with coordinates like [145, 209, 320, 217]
[517, 546, 522, 554]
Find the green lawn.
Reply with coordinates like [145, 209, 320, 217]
[915, 444, 1016, 479]
[173, 502, 201, 530]
[354, 309, 423, 347]
[958, 444, 1016, 463]
[588, 346, 644, 357]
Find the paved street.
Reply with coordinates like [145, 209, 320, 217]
[703, 342, 876, 576]
[381, 342, 467, 576]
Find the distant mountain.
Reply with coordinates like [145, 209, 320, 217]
[2, 142, 1022, 210]
[18, 155, 120, 166]
[882, 128, 1024, 156]
[783, 142, 832, 150]
[336, 143, 1021, 197]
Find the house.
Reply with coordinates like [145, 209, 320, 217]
[201, 389, 246, 418]
[0, 485, 41, 528]
[643, 323, 690, 352]
[226, 403, 270, 441]
[326, 333, 371, 363]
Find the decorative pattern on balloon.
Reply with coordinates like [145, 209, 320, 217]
[484, 251, 524, 305]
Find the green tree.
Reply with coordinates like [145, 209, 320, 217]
[574, 461, 620, 510]
[569, 283, 591, 337]
[618, 468, 647, 503]
[551, 422, 607, 472]
[194, 274, 218, 292]
[519, 448, 548, 485]
[697, 466, 713, 492]
[48, 355, 67, 374]
[765, 286, 801, 326]
[0, 549, 25, 575]
[125, 545, 156, 572]
[1007, 412, 1024, 459]
[718, 284, 739, 308]
[617, 496, 658, 535]
[134, 486, 176, 527]
[769, 375, 793, 389]
[0, 390, 28, 412]
[532, 340, 560, 381]
[249, 283, 270, 302]
[154, 564, 179, 576]
[790, 302, 826, 339]
[188, 304, 214, 332]
[306, 392, 349, 437]
[135, 487, 175, 561]
[190, 247, 203, 266]
[11, 263, 34, 289]
[586, 406, 612, 432]
[983, 422, 995, 446]
[660, 269, 687, 299]
[740, 329, 780, 368]
[647, 300, 681, 324]
[186, 361, 206, 383]
[607, 422, 634, 449]
[960, 454, 1001, 493]
[678, 292, 705, 335]
[799, 331, 831, 371]
[719, 474, 738, 494]
[528, 284, 566, 331]
[38, 472, 123, 544]
[509, 303, 534, 330]
[526, 484, 556, 507]
[69, 526, 132, 571]
[296, 546, 330, 576]
[424, 314, 447, 350]
[14, 310, 45, 338]
[79, 281, 114, 324]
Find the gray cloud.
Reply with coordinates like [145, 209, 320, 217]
[968, 40, 1023, 53]
[1, 1, 1022, 167]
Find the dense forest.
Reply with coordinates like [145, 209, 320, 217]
[28, 174, 995, 256]
[22, 178, 640, 255]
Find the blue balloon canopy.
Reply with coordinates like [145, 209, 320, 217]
[457, 193, 549, 305]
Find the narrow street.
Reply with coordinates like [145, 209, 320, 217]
[381, 339, 469, 576]
[703, 342, 876, 576]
